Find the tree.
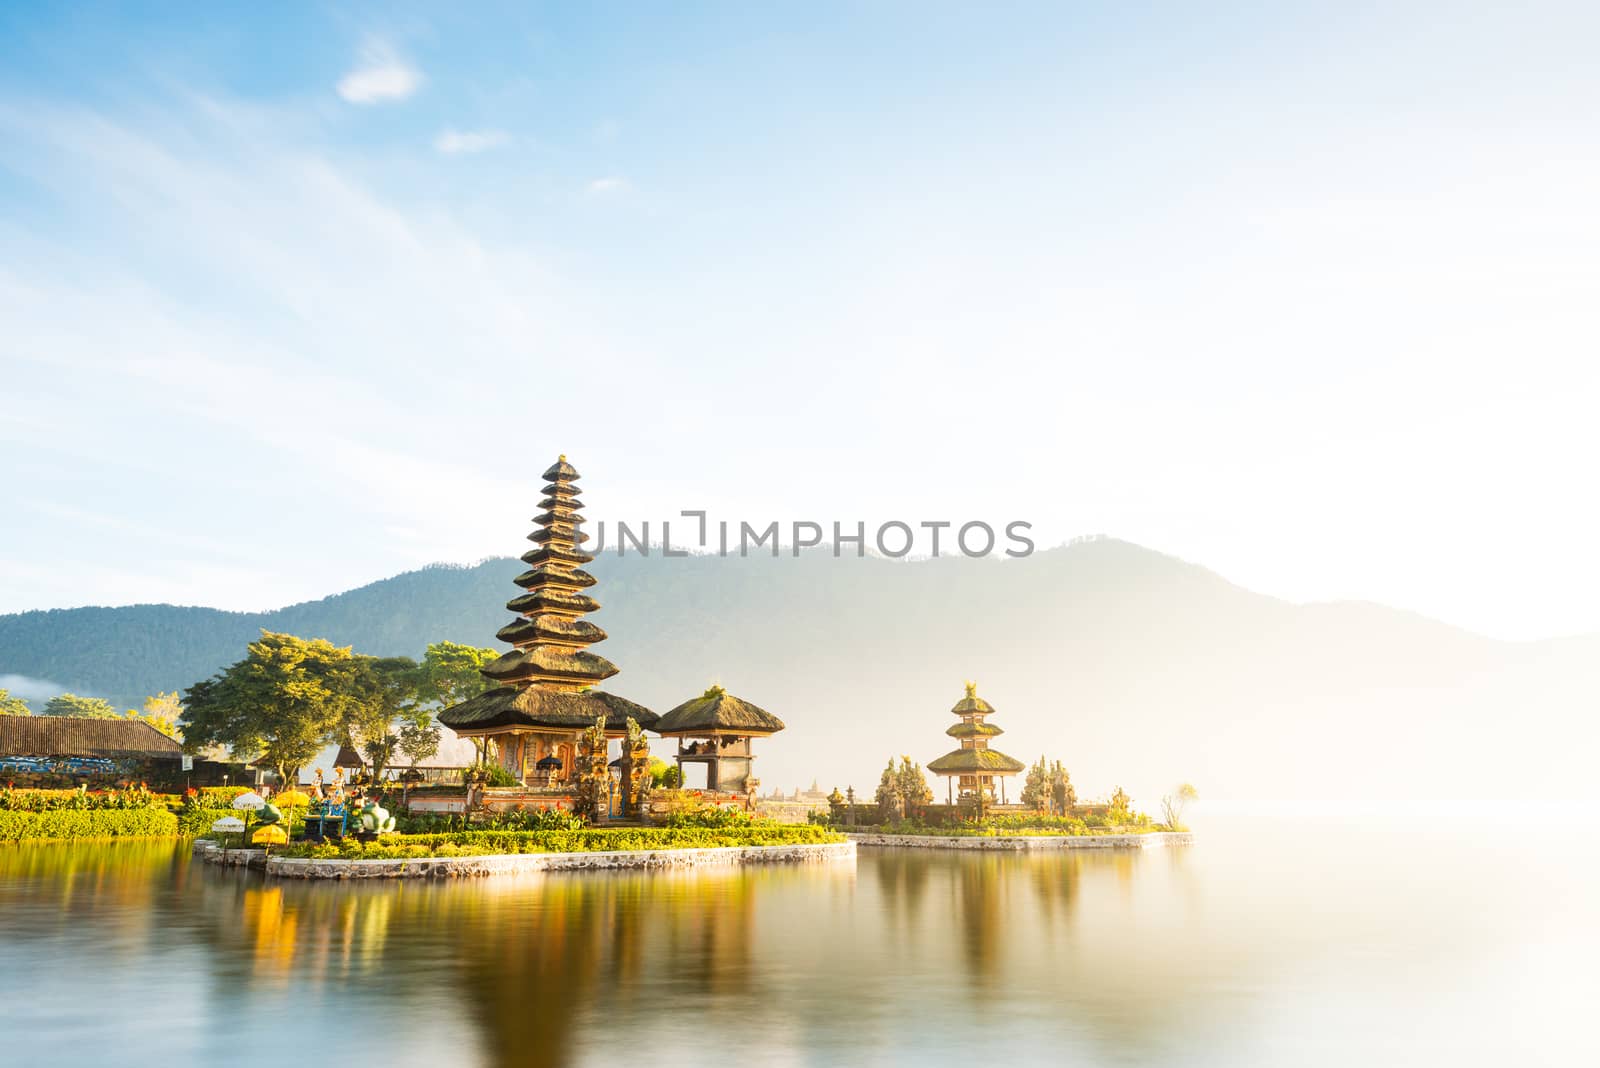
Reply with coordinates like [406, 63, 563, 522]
[398, 717, 442, 770]
[125, 692, 183, 739]
[0, 689, 31, 716]
[413, 641, 498, 708]
[346, 656, 422, 781]
[42, 693, 118, 718]
[1161, 783, 1199, 830]
[180, 631, 373, 786]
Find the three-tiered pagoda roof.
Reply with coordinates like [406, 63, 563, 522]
[927, 682, 1024, 777]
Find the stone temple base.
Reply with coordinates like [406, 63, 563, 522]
[845, 831, 1193, 851]
[192, 838, 855, 879]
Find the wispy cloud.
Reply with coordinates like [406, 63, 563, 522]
[0, 93, 680, 611]
[434, 128, 508, 155]
[336, 40, 421, 104]
[586, 175, 629, 194]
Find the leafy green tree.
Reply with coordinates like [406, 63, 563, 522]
[180, 631, 373, 786]
[0, 689, 31, 716]
[42, 693, 118, 718]
[398, 717, 442, 770]
[124, 691, 183, 739]
[346, 656, 422, 781]
[413, 640, 498, 708]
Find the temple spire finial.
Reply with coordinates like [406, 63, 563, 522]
[964, 680, 977, 698]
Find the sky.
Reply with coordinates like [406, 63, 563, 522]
[1, 2, 1597, 641]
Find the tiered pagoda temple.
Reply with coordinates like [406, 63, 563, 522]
[438, 457, 658, 786]
[926, 682, 1025, 804]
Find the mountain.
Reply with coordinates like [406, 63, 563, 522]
[2, 539, 1594, 800]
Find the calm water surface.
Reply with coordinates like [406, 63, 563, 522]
[2, 806, 1596, 1067]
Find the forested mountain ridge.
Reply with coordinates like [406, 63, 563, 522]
[2, 539, 1595, 799]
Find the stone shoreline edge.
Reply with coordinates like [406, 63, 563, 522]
[192, 837, 856, 879]
[846, 831, 1193, 850]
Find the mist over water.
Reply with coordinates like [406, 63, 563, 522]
[3, 805, 1596, 1066]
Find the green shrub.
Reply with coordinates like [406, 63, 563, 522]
[274, 823, 840, 859]
[397, 808, 583, 834]
[175, 806, 240, 836]
[666, 803, 756, 829]
[190, 786, 253, 804]
[0, 808, 179, 842]
[471, 763, 519, 787]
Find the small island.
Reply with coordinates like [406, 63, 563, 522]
[814, 683, 1195, 851]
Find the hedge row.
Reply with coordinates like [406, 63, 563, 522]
[0, 787, 171, 812]
[0, 808, 180, 842]
[277, 823, 842, 860]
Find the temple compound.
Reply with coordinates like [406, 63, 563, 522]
[434, 456, 782, 820]
[926, 682, 1025, 805]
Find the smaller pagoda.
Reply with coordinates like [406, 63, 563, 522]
[655, 686, 785, 796]
[927, 682, 1025, 805]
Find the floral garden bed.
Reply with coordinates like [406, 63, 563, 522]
[272, 823, 843, 860]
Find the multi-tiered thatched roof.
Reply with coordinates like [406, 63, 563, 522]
[438, 456, 658, 733]
[927, 682, 1024, 777]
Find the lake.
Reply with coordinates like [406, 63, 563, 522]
[2, 805, 1596, 1066]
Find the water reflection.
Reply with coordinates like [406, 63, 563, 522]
[4, 811, 1599, 1067]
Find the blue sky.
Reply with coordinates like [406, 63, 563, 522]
[2, 2, 1598, 640]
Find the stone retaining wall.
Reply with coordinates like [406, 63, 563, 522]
[192, 838, 855, 879]
[846, 831, 1193, 851]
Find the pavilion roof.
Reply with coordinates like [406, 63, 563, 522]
[495, 616, 607, 646]
[946, 720, 1004, 739]
[542, 457, 580, 481]
[439, 686, 658, 732]
[0, 716, 180, 761]
[654, 686, 785, 736]
[951, 681, 996, 717]
[926, 747, 1025, 775]
[480, 645, 619, 685]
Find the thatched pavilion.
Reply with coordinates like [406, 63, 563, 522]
[438, 456, 658, 786]
[927, 682, 1025, 804]
[654, 686, 785, 795]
